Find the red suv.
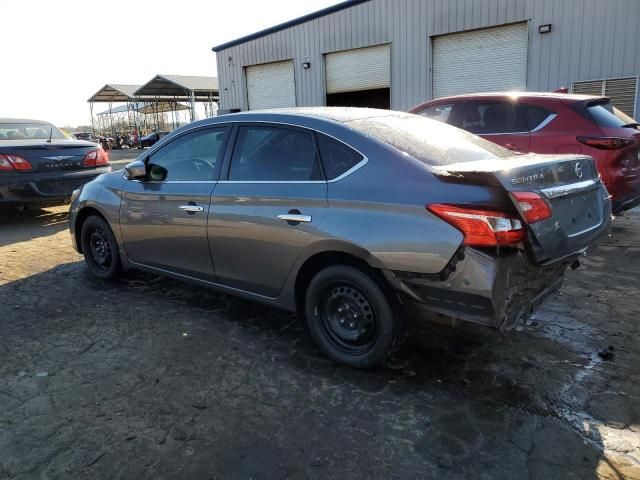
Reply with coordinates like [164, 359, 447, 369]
[410, 93, 640, 214]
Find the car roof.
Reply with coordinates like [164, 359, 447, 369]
[425, 91, 605, 103]
[0, 118, 53, 124]
[211, 107, 410, 124]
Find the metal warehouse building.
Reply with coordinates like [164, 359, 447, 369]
[212, 0, 640, 117]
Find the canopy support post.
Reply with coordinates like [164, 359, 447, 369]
[89, 102, 95, 134]
[190, 90, 196, 122]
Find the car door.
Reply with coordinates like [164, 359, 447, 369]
[208, 123, 328, 297]
[460, 100, 531, 153]
[119, 126, 230, 281]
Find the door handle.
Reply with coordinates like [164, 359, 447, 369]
[278, 214, 312, 223]
[179, 205, 204, 213]
[504, 143, 520, 150]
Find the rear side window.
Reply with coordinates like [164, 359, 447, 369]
[522, 105, 556, 131]
[415, 104, 454, 124]
[587, 101, 634, 128]
[228, 125, 322, 181]
[461, 101, 527, 134]
[316, 133, 364, 180]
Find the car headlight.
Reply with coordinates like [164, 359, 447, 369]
[71, 188, 81, 203]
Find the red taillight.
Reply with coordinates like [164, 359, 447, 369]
[428, 204, 526, 247]
[510, 191, 553, 223]
[83, 148, 109, 167]
[577, 136, 636, 150]
[0, 154, 33, 171]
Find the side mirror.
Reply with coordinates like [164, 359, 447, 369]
[125, 160, 147, 180]
[148, 164, 168, 181]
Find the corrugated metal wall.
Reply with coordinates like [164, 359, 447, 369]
[215, 0, 640, 114]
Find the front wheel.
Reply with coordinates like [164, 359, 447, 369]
[304, 265, 404, 368]
[80, 215, 121, 280]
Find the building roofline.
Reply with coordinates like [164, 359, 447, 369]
[212, 0, 370, 52]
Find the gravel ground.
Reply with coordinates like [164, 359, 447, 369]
[0, 205, 639, 479]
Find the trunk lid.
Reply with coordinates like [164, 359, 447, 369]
[434, 154, 612, 263]
[0, 139, 101, 173]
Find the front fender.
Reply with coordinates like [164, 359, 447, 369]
[69, 173, 125, 257]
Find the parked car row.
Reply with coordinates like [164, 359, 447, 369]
[4, 93, 637, 368]
[69, 108, 613, 368]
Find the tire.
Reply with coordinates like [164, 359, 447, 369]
[304, 265, 404, 368]
[80, 215, 121, 280]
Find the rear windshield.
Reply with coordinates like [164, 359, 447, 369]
[0, 122, 67, 140]
[347, 114, 512, 166]
[587, 101, 636, 128]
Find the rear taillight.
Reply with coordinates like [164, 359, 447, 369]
[510, 192, 553, 223]
[83, 148, 109, 167]
[577, 136, 636, 150]
[0, 154, 33, 171]
[428, 204, 526, 247]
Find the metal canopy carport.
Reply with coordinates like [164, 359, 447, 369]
[88, 84, 141, 103]
[96, 102, 190, 116]
[93, 101, 191, 135]
[133, 75, 219, 121]
[87, 84, 147, 136]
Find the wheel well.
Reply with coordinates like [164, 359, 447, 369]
[74, 207, 107, 254]
[294, 251, 393, 317]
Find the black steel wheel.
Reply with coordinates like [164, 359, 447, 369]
[80, 215, 121, 280]
[305, 265, 404, 368]
[319, 281, 379, 355]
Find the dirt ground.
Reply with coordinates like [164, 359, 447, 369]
[0, 203, 639, 479]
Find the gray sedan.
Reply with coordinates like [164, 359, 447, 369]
[69, 108, 611, 368]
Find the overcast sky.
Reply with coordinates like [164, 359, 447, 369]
[0, 0, 340, 127]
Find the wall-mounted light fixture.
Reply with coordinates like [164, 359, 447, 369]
[302, 61, 311, 69]
[538, 24, 552, 34]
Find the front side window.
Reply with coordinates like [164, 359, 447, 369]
[415, 104, 454, 124]
[147, 127, 228, 181]
[228, 125, 321, 181]
[316, 133, 363, 180]
[461, 101, 526, 134]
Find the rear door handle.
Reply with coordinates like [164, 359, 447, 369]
[179, 205, 204, 213]
[278, 214, 312, 223]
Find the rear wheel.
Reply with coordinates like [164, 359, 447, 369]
[304, 265, 403, 368]
[80, 215, 121, 280]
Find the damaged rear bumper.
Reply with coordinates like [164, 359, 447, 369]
[387, 248, 574, 330]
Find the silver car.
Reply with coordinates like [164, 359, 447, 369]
[69, 108, 612, 368]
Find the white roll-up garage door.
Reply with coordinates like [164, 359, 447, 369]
[326, 44, 391, 94]
[246, 60, 296, 110]
[432, 23, 528, 99]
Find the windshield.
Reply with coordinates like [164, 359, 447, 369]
[347, 113, 513, 166]
[0, 122, 67, 140]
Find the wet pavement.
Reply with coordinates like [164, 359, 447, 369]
[0, 206, 639, 479]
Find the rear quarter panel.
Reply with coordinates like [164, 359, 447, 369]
[300, 134, 509, 275]
[527, 100, 596, 155]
